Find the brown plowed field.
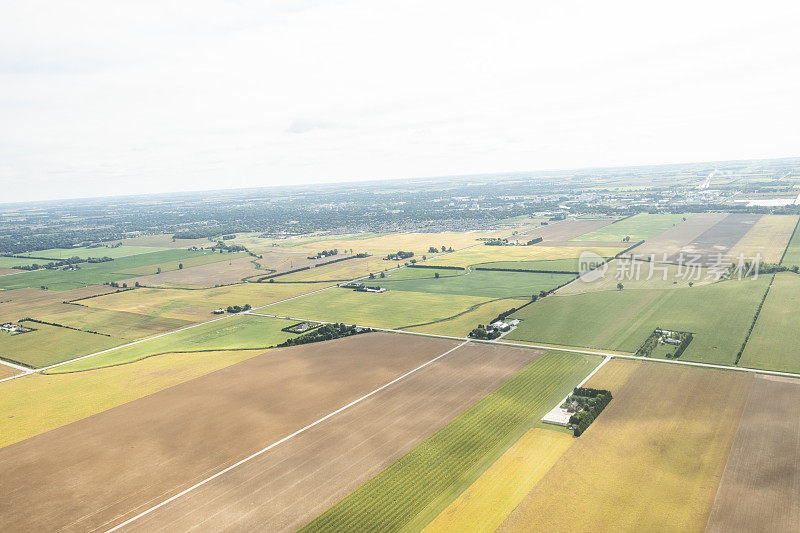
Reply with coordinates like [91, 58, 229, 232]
[0, 363, 21, 379]
[0, 268, 20, 276]
[631, 213, 728, 259]
[0, 334, 536, 532]
[126, 342, 538, 532]
[121, 256, 263, 288]
[706, 375, 800, 532]
[517, 219, 615, 242]
[672, 213, 762, 265]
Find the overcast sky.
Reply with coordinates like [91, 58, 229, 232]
[1, 1, 799, 202]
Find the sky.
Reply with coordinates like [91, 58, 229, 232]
[1, 0, 799, 203]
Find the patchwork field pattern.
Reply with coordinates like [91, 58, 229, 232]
[726, 214, 798, 263]
[425, 245, 621, 269]
[0, 334, 536, 532]
[498, 362, 752, 532]
[629, 212, 727, 259]
[507, 277, 770, 364]
[305, 351, 599, 532]
[674, 213, 762, 264]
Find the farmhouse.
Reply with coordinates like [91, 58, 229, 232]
[1, 323, 30, 333]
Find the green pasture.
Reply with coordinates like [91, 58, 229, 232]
[506, 276, 770, 365]
[0, 322, 120, 368]
[15, 245, 170, 260]
[781, 219, 800, 266]
[571, 213, 689, 242]
[473, 258, 583, 272]
[49, 314, 298, 373]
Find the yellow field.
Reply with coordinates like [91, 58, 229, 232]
[557, 259, 714, 296]
[266, 288, 493, 330]
[405, 298, 528, 337]
[0, 349, 265, 449]
[424, 429, 573, 533]
[498, 362, 752, 532]
[277, 255, 396, 282]
[727, 214, 798, 263]
[426, 246, 622, 268]
[80, 282, 323, 321]
[228, 231, 507, 258]
[582, 357, 641, 392]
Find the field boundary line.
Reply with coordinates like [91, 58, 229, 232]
[104, 339, 471, 533]
[0, 357, 32, 373]
[247, 311, 800, 380]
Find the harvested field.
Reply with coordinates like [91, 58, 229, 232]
[675, 213, 762, 264]
[275, 255, 395, 282]
[121, 256, 262, 288]
[0, 363, 21, 379]
[423, 429, 573, 533]
[498, 362, 753, 532]
[629, 212, 727, 259]
[0, 285, 116, 323]
[0, 268, 20, 275]
[706, 375, 800, 533]
[727, 214, 799, 264]
[0, 334, 531, 532]
[121, 342, 538, 532]
[0, 349, 267, 448]
[739, 273, 800, 372]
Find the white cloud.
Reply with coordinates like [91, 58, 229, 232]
[0, 0, 798, 201]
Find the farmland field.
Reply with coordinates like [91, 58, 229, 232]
[423, 428, 573, 533]
[506, 276, 770, 365]
[0, 364, 20, 379]
[376, 269, 575, 298]
[676, 213, 762, 264]
[80, 282, 323, 321]
[16, 245, 170, 260]
[780, 216, 800, 265]
[0, 256, 44, 268]
[49, 314, 298, 373]
[556, 258, 715, 295]
[425, 245, 622, 269]
[498, 361, 752, 532]
[630, 212, 728, 259]
[404, 298, 528, 337]
[0, 348, 267, 448]
[514, 218, 616, 241]
[0, 322, 121, 368]
[120, 255, 262, 288]
[726, 214, 798, 263]
[570, 213, 689, 242]
[0, 249, 236, 290]
[265, 287, 497, 329]
[473, 258, 582, 272]
[706, 375, 800, 532]
[0, 334, 530, 531]
[119, 341, 539, 532]
[738, 272, 800, 372]
[304, 351, 600, 532]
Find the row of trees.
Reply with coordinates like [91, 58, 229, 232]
[277, 323, 369, 347]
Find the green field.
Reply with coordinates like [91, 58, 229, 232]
[49, 314, 298, 373]
[506, 277, 770, 365]
[572, 213, 689, 242]
[473, 258, 583, 272]
[266, 288, 496, 330]
[0, 249, 232, 290]
[376, 269, 575, 299]
[0, 322, 120, 368]
[739, 273, 800, 372]
[303, 351, 600, 532]
[781, 218, 800, 266]
[15, 245, 170, 260]
[0, 257, 45, 269]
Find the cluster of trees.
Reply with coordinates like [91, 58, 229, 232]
[210, 241, 247, 253]
[567, 388, 613, 437]
[427, 245, 454, 253]
[309, 249, 339, 259]
[221, 234, 236, 240]
[468, 325, 503, 340]
[484, 238, 508, 246]
[386, 250, 414, 260]
[314, 253, 368, 268]
[746, 262, 800, 275]
[226, 304, 251, 313]
[636, 329, 692, 358]
[10, 255, 113, 271]
[277, 323, 369, 347]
